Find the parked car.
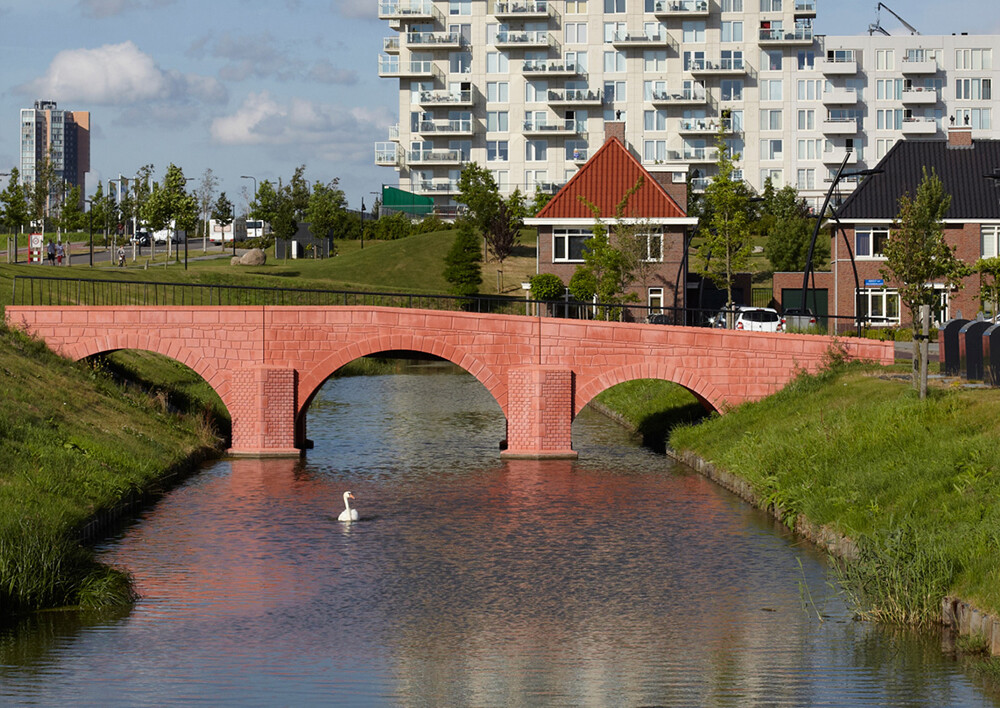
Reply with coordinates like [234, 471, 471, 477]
[781, 307, 817, 330]
[130, 232, 150, 246]
[730, 306, 783, 332]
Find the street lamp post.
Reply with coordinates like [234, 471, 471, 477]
[85, 198, 93, 266]
[360, 198, 365, 250]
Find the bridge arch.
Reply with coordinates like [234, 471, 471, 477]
[575, 362, 729, 417]
[59, 334, 234, 413]
[296, 333, 508, 427]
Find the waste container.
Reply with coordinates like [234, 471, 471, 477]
[984, 323, 1000, 386]
[958, 320, 992, 380]
[941, 318, 969, 376]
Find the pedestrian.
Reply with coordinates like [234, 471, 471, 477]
[55, 242, 64, 266]
[117, 245, 126, 267]
[46, 240, 55, 265]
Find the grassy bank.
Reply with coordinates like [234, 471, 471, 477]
[591, 379, 707, 450]
[0, 320, 223, 617]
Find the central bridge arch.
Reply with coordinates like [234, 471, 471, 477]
[575, 362, 727, 415]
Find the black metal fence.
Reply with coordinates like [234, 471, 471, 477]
[10, 276, 871, 334]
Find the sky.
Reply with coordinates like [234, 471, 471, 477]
[1, 0, 998, 213]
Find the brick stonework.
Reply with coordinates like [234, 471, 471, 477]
[6, 305, 894, 457]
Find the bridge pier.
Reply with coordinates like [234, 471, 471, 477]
[501, 366, 578, 460]
[228, 366, 301, 457]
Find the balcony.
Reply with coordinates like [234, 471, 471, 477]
[374, 143, 401, 166]
[690, 176, 711, 192]
[417, 89, 473, 107]
[901, 56, 938, 74]
[414, 117, 475, 135]
[669, 146, 719, 162]
[408, 147, 465, 165]
[821, 87, 859, 105]
[610, 29, 676, 50]
[547, 87, 603, 105]
[495, 30, 553, 49]
[678, 118, 737, 135]
[378, 0, 441, 22]
[525, 180, 565, 194]
[817, 57, 858, 75]
[383, 37, 400, 54]
[821, 149, 858, 165]
[493, 0, 551, 19]
[650, 89, 709, 106]
[387, 124, 400, 141]
[650, 0, 709, 17]
[689, 57, 747, 76]
[414, 179, 460, 195]
[901, 87, 939, 104]
[523, 119, 584, 135]
[522, 58, 583, 76]
[901, 117, 938, 135]
[378, 56, 437, 78]
[758, 27, 814, 45]
[570, 148, 589, 163]
[406, 30, 464, 49]
[794, 0, 817, 15]
[821, 117, 859, 135]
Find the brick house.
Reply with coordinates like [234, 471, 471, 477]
[773, 127, 1000, 330]
[524, 123, 698, 319]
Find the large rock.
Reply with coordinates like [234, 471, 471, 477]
[232, 248, 266, 266]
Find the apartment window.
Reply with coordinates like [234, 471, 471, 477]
[449, 51, 471, 74]
[526, 80, 548, 102]
[796, 168, 815, 190]
[526, 139, 548, 161]
[720, 79, 743, 101]
[760, 79, 783, 101]
[604, 81, 626, 101]
[956, 78, 992, 101]
[982, 225, 1000, 258]
[486, 111, 508, 132]
[644, 80, 667, 100]
[565, 0, 587, 11]
[565, 22, 588, 44]
[553, 229, 590, 261]
[644, 50, 667, 72]
[721, 21, 743, 42]
[486, 81, 509, 102]
[955, 108, 992, 129]
[486, 52, 509, 73]
[798, 51, 815, 70]
[875, 137, 896, 160]
[876, 78, 903, 101]
[877, 108, 904, 130]
[761, 49, 782, 72]
[956, 48, 993, 71]
[604, 0, 625, 12]
[797, 138, 822, 159]
[682, 21, 705, 43]
[566, 139, 588, 160]
[797, 78, 824, 100]
[603, 22, 626, 42]
[643, 140, 668, 162]
[760, 109, 782, 131]
[760, 139, 783, 160]
[855, 227, 889, 258]
[760, 168, 783, 186]
[795, 109, 814, 131]
[604, 51, 627, 73]
[565, 51, 588, 72]
[683, 50, 705, 71]
[644, 109, 668, 130]
[760, 0, 781, 10]
[487, 140, 509, 161]
[491, 170, 509, 190]
[720, 0, 743, 10]
[450, 0, 470, 14]
[875, 49, 894, 70]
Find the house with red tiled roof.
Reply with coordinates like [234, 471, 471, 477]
[525, 124, 698, 318]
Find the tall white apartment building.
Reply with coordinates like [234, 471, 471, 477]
[375, 0, 998, 211]
[20, 100, 91, 212]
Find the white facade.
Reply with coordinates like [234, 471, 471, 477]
[376, 0, 999, 210]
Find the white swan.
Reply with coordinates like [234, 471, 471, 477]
[338, 491, 359, 522]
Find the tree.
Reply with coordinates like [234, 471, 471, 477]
[697, 126, 753, 314]
[28, 152, 57, 236]
[271, 194, 298, 246]
[880, 167, 964, 392]
[456, 163, 526, 284]
[143, 164, 197, 256]
[530, 273, 565, 300]
[196, 168, 218, 252]
[530, 187, 553, 215]
[131, 164, 155, 238]
[58, 185, 86, 233]
[290, 165, 311, 221]
[305, 180, 346, 254]
[250, 180, 282, 226]
[211, 192, 235, 241]
[443, 219, 483, 297]
[0, 169, 30, 237]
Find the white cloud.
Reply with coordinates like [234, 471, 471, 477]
[308, 60, 358, 85]
[211, 91, 391, 159]
[333, 0, 377, 20]
[19, 41, 226, 106]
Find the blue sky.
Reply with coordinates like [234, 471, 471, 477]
[0, 0, 997, 212]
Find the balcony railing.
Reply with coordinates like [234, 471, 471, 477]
[679, 118, 737, 133]
[901, 116, 938, 134]
[493, 0, 550, 17]
[414, 118, 474, 134]
[378, 56, 436, 77]
[522, 119, 582, 134]
[378, 0, 440, 20]
[688, 57, 746, 73]
[414, 180, 460, 194]
[758, 27, 814, 43]
[374, 143, 400, 166]
[794, 0, 816, 12]
[495, 30, 552, 47]
[407, 30, 464, 47]
[525, 180, 565, 194]
[408, 147, 465, 164]
[610, 30, 675, 48]
[547, 87, 603, 103]
[383, 37, 400, 53]
[651, 89, 708, 104]
[387, 124, 400, 141]
[671, 147, 719, 161]
[650, 0, 709, 14]
[901, 86, 940, 103]
[417, 89, 473, 106]
[523, 59, 583, 75]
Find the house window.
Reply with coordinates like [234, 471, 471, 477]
[855, 227, 890, 258]
[857, 288, 901, 326]
[648, 287, 664, 313]
[641, 232, 663, 262]
[981, 225, 1000, 258]
[553, 228, 591, 262]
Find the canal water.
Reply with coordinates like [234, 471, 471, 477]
[2, 363, 997, 706]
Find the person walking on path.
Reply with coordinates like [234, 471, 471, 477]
[46, 240, 55, 265]
[55, 242, 64, 266]
[117, 245, 126, 267]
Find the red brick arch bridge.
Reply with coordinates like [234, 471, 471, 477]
[5, 304, 893, 458]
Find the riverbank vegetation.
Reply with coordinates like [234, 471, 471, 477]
[663, 361, 1000, 626]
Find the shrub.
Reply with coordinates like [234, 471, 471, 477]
[530, 273, 565, 300]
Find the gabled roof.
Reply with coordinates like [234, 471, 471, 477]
[838, 138, 1000, 221]
[529, 137, 690, 222]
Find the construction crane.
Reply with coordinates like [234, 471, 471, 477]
[868, 2, 920, 36]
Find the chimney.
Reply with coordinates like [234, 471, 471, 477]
[948, 124, 973, 148]
[605, 121, 625, 145]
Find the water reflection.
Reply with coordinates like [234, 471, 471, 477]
[0, 366, 997, 706]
